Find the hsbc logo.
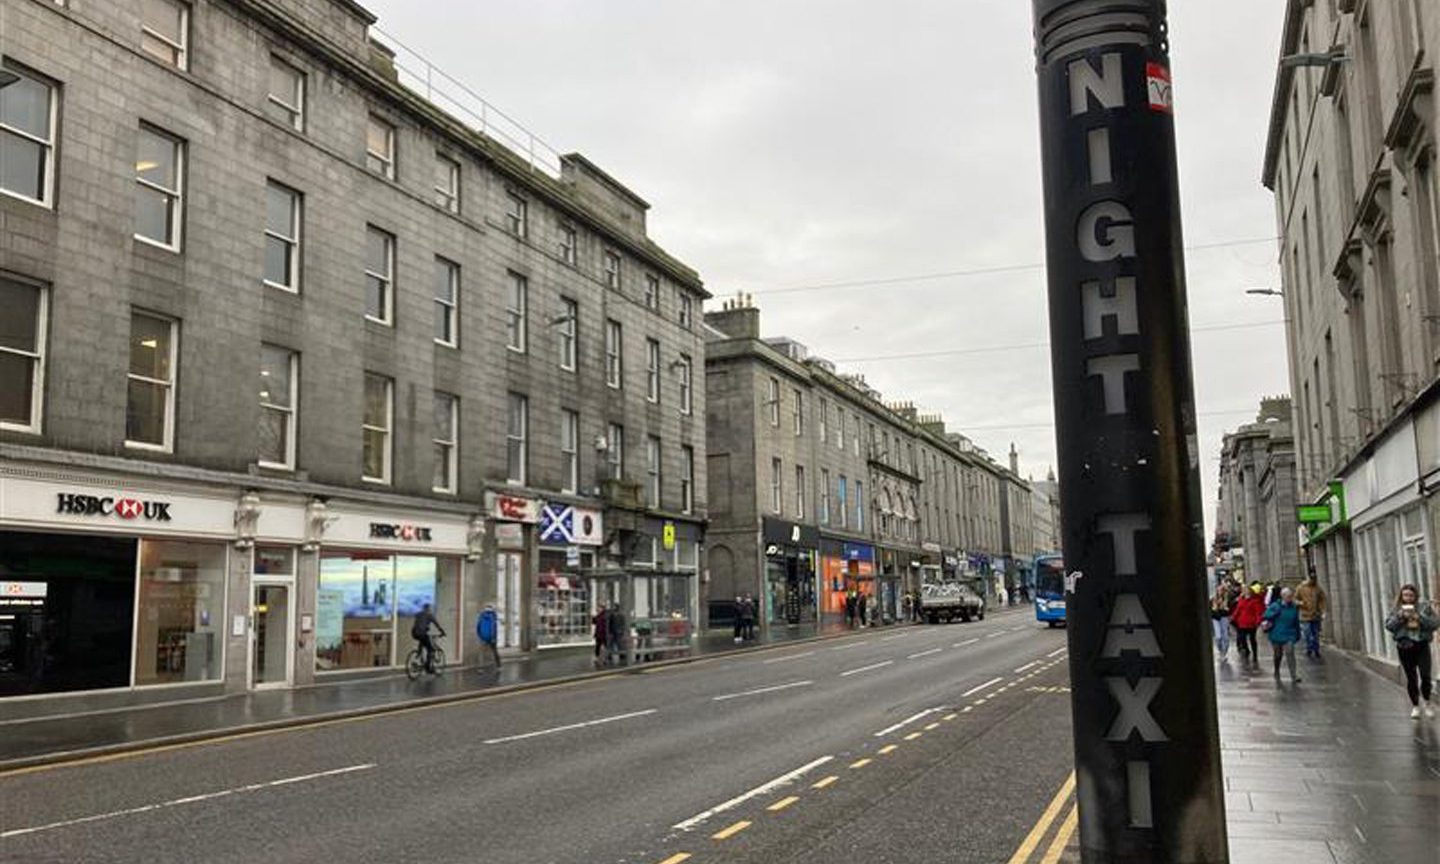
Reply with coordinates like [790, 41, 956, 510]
[369, 522, 433, 542]
[56, 493, 173, 522]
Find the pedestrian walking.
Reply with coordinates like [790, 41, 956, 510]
[607, 603, 628, 666]
[1384, 583, 1437, 719]
[733, 595, 745, 644]
[740, 594, 757, 641]
[592, 602, 610, 667]
[1231, 582, 1265, 665]
[857, 592, 869, 628]
[1262, 586, 1303, 683]
[1296, 574, 1328, 658]
[844, 591, 856, 628]
[476, 604, 501, 669]
[1209, 581, 1232, 660]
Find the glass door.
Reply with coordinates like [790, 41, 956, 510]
[251, 582, 292, 688]
[496, 553, 523, 648]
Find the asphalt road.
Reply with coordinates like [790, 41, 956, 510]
[0, 609, 1077, 864]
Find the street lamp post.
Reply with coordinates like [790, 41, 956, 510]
[1030, 2, 1229, 862]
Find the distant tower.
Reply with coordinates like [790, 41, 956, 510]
[1009, 443, 1019, 475]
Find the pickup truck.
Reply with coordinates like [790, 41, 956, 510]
[919, 581, 986, 624]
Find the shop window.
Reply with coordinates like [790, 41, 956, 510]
[133, 540, 226, 686]
[316, 553, 459, 671]
[536, 548, 594, 647]
[253, 546, 294, 576]
[0, 532, 136, 697]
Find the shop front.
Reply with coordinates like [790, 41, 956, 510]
[536, 503, 604, 648]
[820, 539, 875, 625]
[313, 505, 470, 675]
[876, 547, 909, 624]
[592, 517, 701, 659]
[0, 469, 238, 702]
[489, 492, 541, 650]
[762, 518, 818, 627]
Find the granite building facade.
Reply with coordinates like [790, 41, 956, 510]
[0, 0, 706, 709]
[1261, 0, 1438, 673]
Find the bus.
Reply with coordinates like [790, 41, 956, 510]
[1034, 553, 1066, 626]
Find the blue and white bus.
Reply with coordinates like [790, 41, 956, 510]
[1034, 553, 1066, 626]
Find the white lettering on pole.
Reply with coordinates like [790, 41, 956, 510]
[1069, 53, 1125, 116]
[1127, 761, 1155, 827]
[1077, 201, 1137, 261]
[1087, 127, 1113, 184]
[1104, 677, 1168, 742]
[1087, 354, 1140, 414]
[1082, 277, 1139, 339]
[1096, 513, 1150, 576]
[1101, 594, 1164, 658]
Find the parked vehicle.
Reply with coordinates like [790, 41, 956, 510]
[919, 581, 986, 623]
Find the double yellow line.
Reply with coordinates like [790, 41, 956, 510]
[1006, 771, 1078, 864]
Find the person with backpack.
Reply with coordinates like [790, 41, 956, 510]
[1385, 583, 1437, 719]
[1262, 586, 1303, 684]
[475, 604, 500, 669]
[411, 603, 445, 673]
[1209, 581, 1233, 660]
[1231, 582, 1266, 665]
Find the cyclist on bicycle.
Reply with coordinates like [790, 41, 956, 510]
[411, 603, 445, 673]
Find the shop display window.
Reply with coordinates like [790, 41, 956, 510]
[133, 540, 226, 686]
[0, 532, 136, 697]
[316, 553, 458, 671]
[536, 549, 593, 647]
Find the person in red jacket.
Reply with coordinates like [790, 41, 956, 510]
[1231, 582, 1266, 665]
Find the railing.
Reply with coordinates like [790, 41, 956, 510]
[370, 27, 564, 178]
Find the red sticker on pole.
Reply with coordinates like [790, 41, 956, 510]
[1146, 62, 1173, 113]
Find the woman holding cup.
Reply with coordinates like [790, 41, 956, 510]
[1385, 583, 1438, 719]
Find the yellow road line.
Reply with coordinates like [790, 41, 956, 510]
[1005, 771, 1077, 864]
[850, 758, 872, 769]
[962, 706, 974, 713]
[0, 673, 621, 779]
[812, 775, 838, 789]
[923, 722, 941, 731]
[1039, 803, 1079, 864]
[712, 820, 752, 840]
[657, 854, 692, 864]
[903, 732, 923, 741]
[943, 713, 958, 721]
[877, 744, 898, 754]
[767, 795, 800, 812]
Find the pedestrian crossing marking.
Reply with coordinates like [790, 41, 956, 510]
[711, 820, 751, 840]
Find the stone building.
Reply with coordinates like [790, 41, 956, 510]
[1261, 0, 1438, 674]
[1214, 399, 1301, 589]
[703, 297, 1026, 631]
[0, 0, 706, 709]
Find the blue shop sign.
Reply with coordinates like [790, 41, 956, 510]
[842, 543, 874, 562]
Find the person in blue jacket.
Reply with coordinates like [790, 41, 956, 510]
[1263, 586, 1303, 684]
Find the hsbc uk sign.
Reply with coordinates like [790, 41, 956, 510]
[56, 492, 172, 522]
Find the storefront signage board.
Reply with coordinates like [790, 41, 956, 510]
[1296, 505, 1332, 525]
[539, 505, 604, 547]
[495, 523, 525, 550]
[1, 580, 47, 598]
[324, 508, 468, 553]
[490, 494, 541, 524]
[1, 476, 235, 539]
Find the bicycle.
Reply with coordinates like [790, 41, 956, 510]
[405, 642, 446, 680]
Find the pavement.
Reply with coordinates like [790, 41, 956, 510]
[0, 610, 1434, 864]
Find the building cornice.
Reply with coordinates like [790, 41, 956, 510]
[1261, 0, 1312, 189]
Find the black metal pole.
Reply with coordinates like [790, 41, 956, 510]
[1030, 2, 1228, 861]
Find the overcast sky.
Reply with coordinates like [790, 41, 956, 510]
[363, 0, 1289, 537]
